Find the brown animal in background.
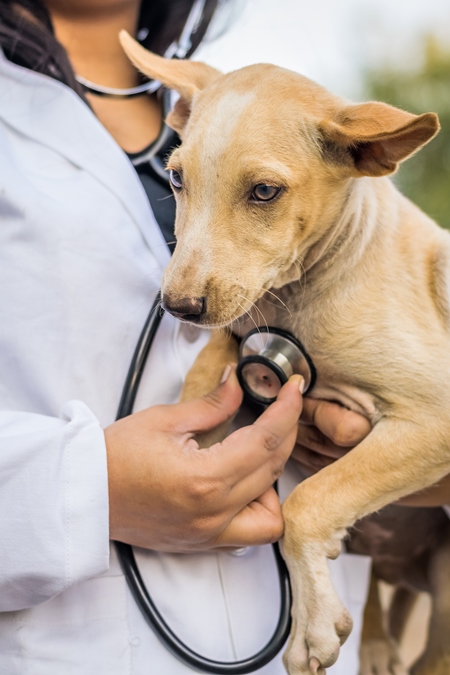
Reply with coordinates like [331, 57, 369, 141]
[351, 506, 450, 675]
[120, 31, 450, 675]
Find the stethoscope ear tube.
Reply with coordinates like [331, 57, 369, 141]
[114, 295, 293, 674]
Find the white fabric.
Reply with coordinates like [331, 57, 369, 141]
[0, 50, 370, 674]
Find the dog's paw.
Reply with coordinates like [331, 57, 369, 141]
[359, 638, 407, 675]
[282, 584, 353, 674]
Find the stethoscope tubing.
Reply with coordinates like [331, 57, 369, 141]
[116, 291, 165, 419]
[114, 295, 292, 673]
[114, 23, 295, 661]
[115, 539, 291, 674]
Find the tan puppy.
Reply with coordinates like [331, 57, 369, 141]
[120, 32, 450, 675]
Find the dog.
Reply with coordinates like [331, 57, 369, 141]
[120, 31, 450, 675]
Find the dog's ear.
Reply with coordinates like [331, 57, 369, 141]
[119, 30, 222, 134]
[319, 102, 440, 177]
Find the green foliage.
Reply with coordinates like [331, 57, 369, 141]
[364, 36, 450, 229]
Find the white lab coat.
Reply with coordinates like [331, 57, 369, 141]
[0, 50, 370, 674]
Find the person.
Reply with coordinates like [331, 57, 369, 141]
[0, 1, 440, 673]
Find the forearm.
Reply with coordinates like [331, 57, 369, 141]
[0, 402, 109, 611]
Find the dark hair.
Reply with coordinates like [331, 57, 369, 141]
[138, 1, 220, 57]
[0, 0, 223, 95]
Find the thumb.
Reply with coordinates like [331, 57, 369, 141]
[176, 365, 243, 435]
[216, 487, 284, 547]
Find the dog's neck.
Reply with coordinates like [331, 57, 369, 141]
[236, 177, 396, 337]
[301, 177, 383, 281]
[274, 178, 399, 317]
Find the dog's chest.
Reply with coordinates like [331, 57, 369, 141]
[286, 299, 379, 417]
[233, 288, 383, 420]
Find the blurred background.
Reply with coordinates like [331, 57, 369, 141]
[196, 0, 450, 229]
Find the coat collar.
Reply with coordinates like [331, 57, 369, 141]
[0, 50, 171, 271]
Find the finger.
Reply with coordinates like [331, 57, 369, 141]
[296, 424, 351, 459]
[216, 487, 284, 547]
[213, 376, 303, 506]
[291, 444, 339, 473]
[213, 375, 304, 486]
[253, 374, 304, 444]
[301, 398, 371, 447]
[169, 365, 243, 435]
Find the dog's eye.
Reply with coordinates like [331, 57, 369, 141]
[169, 170, 183, 191]
[251, 184, 281, 202]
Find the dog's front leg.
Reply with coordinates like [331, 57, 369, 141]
[180, 329, 239, 447]
[180, 329, 239, 401]
[280, 416, 450, 675]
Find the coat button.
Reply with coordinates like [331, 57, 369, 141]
[228, 547, 249, 557]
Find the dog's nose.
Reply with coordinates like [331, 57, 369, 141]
[161, 294, 206, 323]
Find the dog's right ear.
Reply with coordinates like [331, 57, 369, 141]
[319, 101, 440, 177]
[119, 31, 222, 134]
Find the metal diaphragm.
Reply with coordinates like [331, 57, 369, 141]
[236, 327, 316, 405]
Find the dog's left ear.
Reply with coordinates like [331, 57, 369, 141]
[319, 101, 440, 177]
[119, 31, 222, 134]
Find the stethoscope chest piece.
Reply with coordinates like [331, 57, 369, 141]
[237, 327, 316, 405]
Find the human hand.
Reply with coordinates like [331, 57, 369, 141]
[105, 367, 303, 552]
[292, 398, 371, 475]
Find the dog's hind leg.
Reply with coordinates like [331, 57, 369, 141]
[411, 528, 450, 675]
[388, 586, 419, 645]
[359, 572, 408, 675]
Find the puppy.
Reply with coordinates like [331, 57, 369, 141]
[120, 32, 450, 675]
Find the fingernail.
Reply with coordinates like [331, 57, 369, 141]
[220, 364, 232, 384]
[298, 376, 305, 394]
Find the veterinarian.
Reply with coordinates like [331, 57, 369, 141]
[0, 0, 412, 673]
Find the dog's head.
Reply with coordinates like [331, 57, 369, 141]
[121, 31, 439, 327]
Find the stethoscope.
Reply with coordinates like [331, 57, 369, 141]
[94, 1, 315, 670]
[115, 295, 315, 675]
[237, 327, 316, 407]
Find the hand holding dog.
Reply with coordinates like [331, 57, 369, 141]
[105, 367, 303, 552]
[293, 398, 372, 474]
[295, 402, 450, 506]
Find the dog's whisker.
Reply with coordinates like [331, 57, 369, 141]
[253, 304, 270, 333]
[236, 300, 260, 334]
[236, 294, 270, 335]
[262, 288, 292, 317]
[222, 325, 233, 342]
[124, 288, 163, 321]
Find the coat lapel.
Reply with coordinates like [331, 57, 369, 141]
[0, 50, 171, 271]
